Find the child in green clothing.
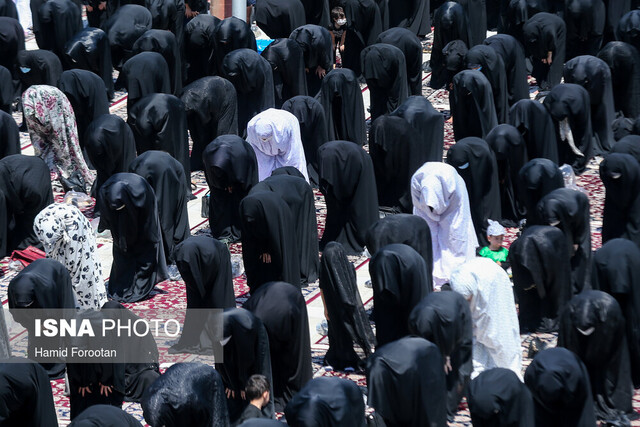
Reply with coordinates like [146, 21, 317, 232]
[479, 220, 509, 268]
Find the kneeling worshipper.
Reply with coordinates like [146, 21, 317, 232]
[524, 347, 597, 427]
[246, 109, 309, 182]
[203, 135, 258, 243]
[318, 242, 375, 370]
[537, 187, 592, 293]
[468, 368, 535, 427]
[389, 95, 445, 162]
[284, 377, 367, 426]
[450, 70, 498, 140]
[509, 98, 559, 163]
[117, 52, 171, 113]
[509, 225, 573, 332]
[97, 173, 168, 303]
[22, 85, 94, 192]
[450, 257, 522, 378]
[542, 83, 594, 174]
[411, 162, 478, 288]
[592, 239, 640, 388]
[33, 203, 108, 309]
[0, 111, 19, 159]
[564, 0, 605, 60]
[367, 336, 447, 426]
[0, 154, 53, 257]
[142, 362, 229, 427]
[518, 158, 564, 226]
[465, 45, 510, 124]
[483, 34, 530, 106]
[408, 291, 473, 419]
[429, 2, 470, 90]
[84, 114, 137, 214]
[217, 308, 275, 423]
[17, 50, 62, 89]
[213, 16, 257, 75]
[370, 243, 432, 347]
[446, 136, 501, 247]
[365, 213, 433, 268]
[250, 174, 318, 285]
[522, 12, 566, 90]
[597, 41, 640, 119]
[239, 191, 300, 292]
[376, 27, 423, 96]
[169, 236, 236, 354]
[0, 358, 58, 427]
[184, 14, 220, 84]
[243, 281, 312, 412]
[288, 24, 333, 96]
[317, 140, 378, 255]
[181, 76, 238, 172]
[129, 151, 191, 264]
[261, 38, 308, 109]
[600, 153, 640, 247]
[69, 405, 142, 426]
[102, 5, 152, 70]
[8, 258, 76, 379]
[318, 68, 366, 146]
[558, 291, 637, 425]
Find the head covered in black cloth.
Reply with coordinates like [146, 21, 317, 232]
[375, 27, 423, 95]
[144, 0, 185, 50]
[214, 16, 257, 75]
[509, 99, 559, 163]
[389, 95, 445, 162]
[288, 24, 332, 96]
[255, 0, 306, 39]
[564, 0, 605, 60]
[318, 68, 366, 146]
[63, 27, 114, 100]
[17, 50, 62, 88]
[129, 150, 191, 264]
[468, 368, 535, 427]
[37, 0, 82, 61]
[317, 140, 379, 255]
[0, 65, 13, 114]
[465, 44, 510, 124]
[0, 17, 24, 81]
[558, 290, 635, 424]
[451, 70, 499, 140]
[517, 157, 564, 226]
[592, 238, 640, 388]
[610, 135, 640, 164]
[132, 29, 182, 96]
[370, 243, 432, 347]
[216, 307, 275, 422]
[184, 14, 220, 84]
[243, 281, 312, 412]
[599, 152, 640, 248]
[430, 2, 470, 89]
[0, 110, 19, 159]
[69, 404, 142, 426]
[598, 41, 640, 119]
[483, 34, 530, 106]
[142, 362, 229, 427]
[367, 336, 447, 426]
[522, 12, 566, 90]
[318, 241, 375, 369]
[261, 38, 307, 109]
[408, 290, 473, 417]
[284, 377, 367, 426]
[118, 52, 171, 113]
[97, 173, 168, 303]
[0, 0, 17, 19]
[299, 0, 330, 26]
[616, 10, 640, 53]
[202, 135, 258, 242]
[524, 347, 596, 427]
[102, 5, 153, 70]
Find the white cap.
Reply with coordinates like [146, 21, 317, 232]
[487, 219, 506, 236]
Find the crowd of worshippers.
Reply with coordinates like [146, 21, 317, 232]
[4, 0, 640, 425]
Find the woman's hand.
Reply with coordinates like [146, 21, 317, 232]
[78, 386, 92, 397]
[99, 383, 112, 396]
[260, 253, 272, 263]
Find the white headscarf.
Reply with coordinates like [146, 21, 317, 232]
[411, 162, 478, 287]
[246, 108, 309, 182]
[34, 203, 107, 309]
[450, 257, 522, 379]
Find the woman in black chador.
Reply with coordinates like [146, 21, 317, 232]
[184, 14, 220, 84]
[17, 50, 62, 88]
[367, 336, 447, 427]
[0, 154, 53, 257]
[132, 29, 182, 96]
[129, 151, 191, 264]
[390, 95, 445, 162]
[181, 76, 238, 172]
[318, 68, 366, 146]
[103, 5, 152, 70]
[517, 159, 564, 226]
[598, 41, 640, 119]
[63, 27, 114, 99]
[600, 153, 640, 248]
[97, 173, 168, 303]
[365, 213, 433, 268]
[522, 12, 566, 90]
[370, 243, 432, 347]
[126, 93, 191, 197]
[169, 236, 235, 354]
[616, 10, 640, 53]
[408, 291, 472, 419]
[0, 111, 18, 159]
[221, 48, 274, 136]
[542, 83, 594, 174]
[117, 52, 171, 113]
[537, 187, 591, 293]
[318, 242, 375, 370]
[216, 308, 275, 423]
[592, 238, 640, 388]
[0, 16, 24, 86]
[558, 291, 637, 425]
[430, 2, 470, 89]
[213, 16, 257, 75]
[387, 0, 430, 36]
[261, 38, 308, 108]
[202, 135, 258, 242]
[250, 174, 319, 285]
[468, 368, 535, 427]
[361, 43, 409, 122]
[376, 27, 422, 95]
[240, 191, 300, 292]
[466, 45, 510, 124]
[447, 137, 501, 246]
[509, 98, 559, 163]
[243, 281, 313, 412]
[142, 363, 229, 427]
[483, 34, 530, 106]
[564, 0, 605, 60]
[317, 140, 378, 255]
[524, 347, 597, 427]
[255, 0, 305, 39]
[145, 0, 185, 53]
[37, 0, 82, 61]
[281, 95, 328, 185]
[289, 24, 332, 97]
[284, 377, 367, 426]
[368, 114, 424, 213]
[450, 70, 498, 140]
[69, 405, 142, 426]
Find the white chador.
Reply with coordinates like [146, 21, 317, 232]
[411, 162, 478, 287]
[246, 108, 309, 182]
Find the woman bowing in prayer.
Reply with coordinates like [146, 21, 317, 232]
[600, 153, 640, 247]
